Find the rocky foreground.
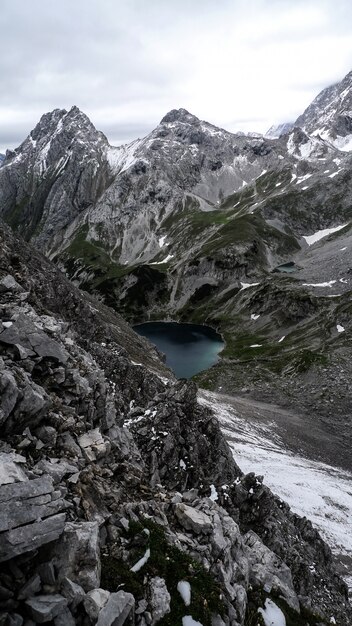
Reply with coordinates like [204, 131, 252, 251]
[0, 219, 351, 625]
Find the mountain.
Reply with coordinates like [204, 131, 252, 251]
[265, 122, 294, 138]
[1, 76, 352, 472]
[0, 153, 4, 166]
[296, 70, 352, 150]
[0, 219, 351, 625]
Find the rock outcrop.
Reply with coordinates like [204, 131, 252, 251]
[0, 220, 350, 625]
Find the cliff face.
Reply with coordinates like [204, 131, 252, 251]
[0, 220, 350, 625]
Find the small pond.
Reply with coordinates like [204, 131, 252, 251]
[133, 321, 224, 379]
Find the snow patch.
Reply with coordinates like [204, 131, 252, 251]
[182, 617, 203, 626]
[107, 137, 145, 174]
[250, 344, 262, 348]
[258, 599, 286, 626]
[209, 484, 218, 501]
[336, 324, 345, 333]
[177, 580, 191, 606]
[158, 235, 167, 248]
[251, 314, 260, 321]
[198, 390, 352, 591]
[151, 254, 174, 264]
[278, 336, 285, 343]
[303, 224, 347, 246]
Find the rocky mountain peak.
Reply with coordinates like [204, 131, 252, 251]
[160, 108, 200, 125]
[295, 68, 352, 150]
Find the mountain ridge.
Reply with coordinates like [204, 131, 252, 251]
[1, 72, 352, 470]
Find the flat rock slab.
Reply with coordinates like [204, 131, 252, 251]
[0, 313, 68, 363]
[25, 594, 68, 623]
[175, 503, 213, 534]
[0, 475, 66, 562]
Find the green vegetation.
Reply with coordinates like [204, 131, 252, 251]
[101, 519, 224, 626]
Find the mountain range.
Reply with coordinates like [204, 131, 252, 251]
[0, 69, 352, 625]
[1, 70, 352, 470]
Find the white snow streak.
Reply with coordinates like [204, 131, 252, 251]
[302, 280, 336, 288]
[130, 548, 150, 572]
[303, 224, 347, 246]
[240, 282, 260, 290]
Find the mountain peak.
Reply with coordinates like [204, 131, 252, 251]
[161, 108, 200, 125]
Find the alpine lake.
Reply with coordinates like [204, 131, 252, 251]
[133, 321, 224, 379]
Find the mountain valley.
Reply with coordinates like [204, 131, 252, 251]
[0, 69, 352, 625]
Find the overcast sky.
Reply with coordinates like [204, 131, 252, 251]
[1, 0, 352, 153]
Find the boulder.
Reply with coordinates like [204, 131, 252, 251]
[78, 428, 110, 462]
[244, 530, 300, 612]
[25, 594, 68, 623]
[175, 503, 213, 535]
[96, 590, 135, 626]
[0, 314, 68, 363]
[150, 577, 171, 624]
[84, 588, 110, 621]
[54, 521, 100, 591]
[60, 577, 85, 609]
[0, 452, 27, 485]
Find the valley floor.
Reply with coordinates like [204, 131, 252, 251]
[198, 390, 352, 593]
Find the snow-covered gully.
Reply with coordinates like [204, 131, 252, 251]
[198, 390, 352, 592]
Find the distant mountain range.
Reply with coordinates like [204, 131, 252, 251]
[0, 70, 352, 466]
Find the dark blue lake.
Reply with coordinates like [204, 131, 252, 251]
[133, 322, 224, 379]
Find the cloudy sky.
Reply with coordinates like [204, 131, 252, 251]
[1, 0, 352, 153]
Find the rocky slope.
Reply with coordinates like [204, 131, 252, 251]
[296, 70, 352, 151]
[1, 72, 352, 466]
[0, 220, 351, 625]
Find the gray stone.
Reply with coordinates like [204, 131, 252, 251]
[0, 513, 66, 562]
[0, 452, 27, 485]
[37, 562, 56, 585]
[3, 615, 24, 626]
[150, 577, 171, 625]
[96, 590, 135, 626]
[61, 577, 85, 609]
[25, 594, 68, 623]
[35, 426, 57, 446]
[53, 608, 75, 626]
[78, 428, 109, 462]
[35, 459, 78, 484]
[0, 275, 24, 293]
[0, 314, 68, 363]
[84, 588, 110, 621]
[244, 530, 300, 612]
[58, 432, 82, 458]
[0, 476, 65, 532]
[0, 371, 18, 424]
[175, 503, 213, 535]
[18, 574, 42, 599]
[54, 521, 100, 591]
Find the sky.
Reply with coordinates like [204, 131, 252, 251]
[1, 0, 352, 153]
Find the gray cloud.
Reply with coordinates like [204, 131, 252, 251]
[1, 0, 352, 152]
